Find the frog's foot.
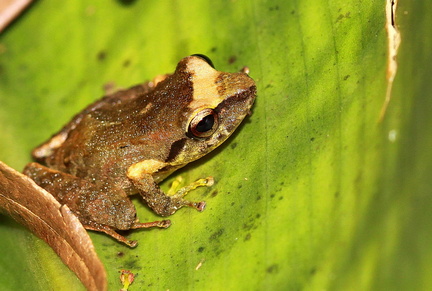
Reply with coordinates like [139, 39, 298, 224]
[84, 223, 139, 248]
[131, 170, 214, 216]
[84, 220, 170, 248]
[168, 177, 214, 212]
[169, 176, 214, 196]
[130, 219, 171, 229]
[169, 176, 214, 212]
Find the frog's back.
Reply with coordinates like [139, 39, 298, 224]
[32, 83, 154, 158]
[31, 78, 189, 182]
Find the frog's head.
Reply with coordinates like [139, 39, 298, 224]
[163, 54, 257, 167]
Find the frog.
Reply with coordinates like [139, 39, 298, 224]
[23, 54, 257, 247]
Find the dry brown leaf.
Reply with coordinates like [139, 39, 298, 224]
[0, 161, 107, 291]
[0, 0, 33, 32]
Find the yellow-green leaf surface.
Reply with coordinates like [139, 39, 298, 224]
[1, 1, 431, 290]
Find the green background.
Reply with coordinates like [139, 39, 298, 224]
[1, 0, 431, 290]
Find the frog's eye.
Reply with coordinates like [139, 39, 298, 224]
[188, 108, 219, 138]
[191, 54, 215, 68]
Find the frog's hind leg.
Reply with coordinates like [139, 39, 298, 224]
[24, 162, 171, 247]
[84, 223, 139, 248]
[85, 220, 171, 248]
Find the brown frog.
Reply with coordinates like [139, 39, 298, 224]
[24, 55, 256, 247]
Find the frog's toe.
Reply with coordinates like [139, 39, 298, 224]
[189, 200, 206, 212]
[159, 219, 172, 228]
[127, 240, 138, 248]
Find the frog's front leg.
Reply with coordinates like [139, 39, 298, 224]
[127, 160, 213, 216]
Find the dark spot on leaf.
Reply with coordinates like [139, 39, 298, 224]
[198, 247, 205, 253]
[256, 195, 262, 201]
[243, 221, 256, 231]
[228, 55, 237, 64]
[211, 190, 218, 197]
[123, 59, 131, 67]
[256, 213, 261, 219]
[231, 202, 235, 206]
[279, 196, 284, 200]
[97, 51, 106, 61]
[270, 194, 275, 198]
[230, 142, 238, 149]
[344, 75, 350, 80]
[117, 252, 124, 257]
[209, 229, 224, 242]
[266, 264, 279, 274]
[336, 12, 351, 23]
[244, 233, 251, 241]
[310, 137, 315, 141]
[124, 258, 139, 269]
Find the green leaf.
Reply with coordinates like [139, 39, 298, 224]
[0, 0, 430, 290]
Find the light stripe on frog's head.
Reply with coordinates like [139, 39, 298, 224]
[165, 55, 256, 165]
[183, 54, 255, 121]
[184, 55, 224, 110]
